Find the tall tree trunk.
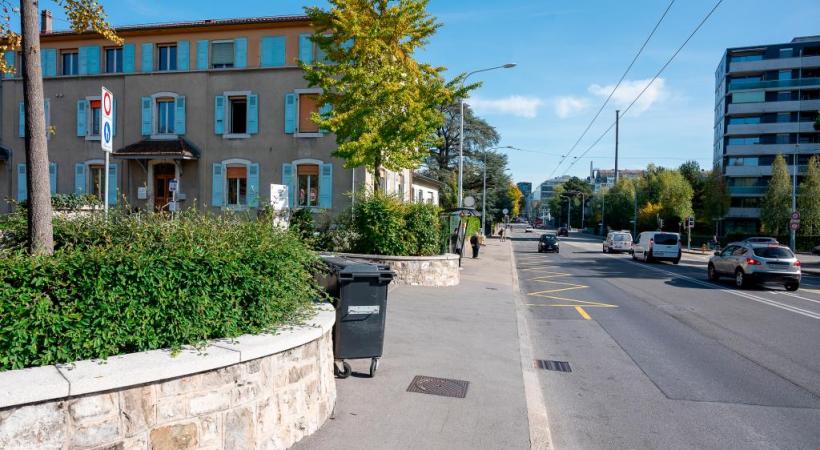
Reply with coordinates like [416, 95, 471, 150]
[373, 151, 383, 191]
[21, 0, 54, 255]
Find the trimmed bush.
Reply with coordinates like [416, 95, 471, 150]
[349, 192, 410, 255]
[0, 212, 321, 371]
[403, 202, 442, 256]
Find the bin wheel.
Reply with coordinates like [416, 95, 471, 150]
[334, 361, 352, 379]
[369, 358, 379, 378]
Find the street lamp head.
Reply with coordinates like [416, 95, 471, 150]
[503, 63, 517, 69]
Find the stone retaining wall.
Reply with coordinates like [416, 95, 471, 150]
[0, 306, 336, 450]
[335, 253, 460, 287]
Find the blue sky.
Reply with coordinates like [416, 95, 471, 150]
[47, 0, 820, 185]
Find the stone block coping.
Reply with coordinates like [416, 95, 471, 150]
[0, 303, 335, 409]
[330, 252, 460, 261]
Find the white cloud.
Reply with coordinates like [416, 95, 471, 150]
[587, 78, 667, 114]
[553, 96, 590, 118]
[469, 95, 544, 119]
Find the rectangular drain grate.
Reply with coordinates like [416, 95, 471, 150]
[535, 360, 572, 372]
[407, 375, 469, 398]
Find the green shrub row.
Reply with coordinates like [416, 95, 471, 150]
[0, 211, 321, 371]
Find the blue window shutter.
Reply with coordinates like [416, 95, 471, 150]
[284, 93, 296, 134]
[112, 98, 117, 136]
[260, 37, 273, 67]
[18, 102, 24, 137]
[40, 51, 47, 76]
[44, 99, 51, 134]
[299, 33, 313, 64]
[86, 46, 101, 74]
[107, 164, 118, 205]
[141, 97, 152, 136]
[74, 163, 86, 194]
[247, 94, 258, 134]
[261, 36, 287, 67]
[123, 44, 136, 73]
[78, 46, 88, 75]
[319, 163, 333, 209]
[214, 96, 225, 135]
[175, 96, 186, 135]
[282, 163, 294, 208]
[234, 38, 247, 69]
[196, 40, 209, 70]
[49, 162, 57, 195]
[76, 99, 88, 136]
[3, 51, 14, 78]
[248, 163, 260, 207]
[44, 49, 57, 77]
[212, 163, 224, 207]
[17, 164, 27, 202]
[177, 40, 190, 70]
[141, 43, 153, 72]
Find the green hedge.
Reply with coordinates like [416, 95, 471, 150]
[0, 212, 321, 371]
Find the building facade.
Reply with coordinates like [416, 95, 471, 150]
[516, 181, 532, 218]
[411, 173, 442, 206]
[714, 36, 820, 233]
[1, 13, 410, 214]
[588, 168, 644, 192]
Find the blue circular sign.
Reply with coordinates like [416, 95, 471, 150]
[103, 122, 111, 143]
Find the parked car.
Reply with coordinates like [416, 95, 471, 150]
[603, 231, 633, 254]
[742, 237, 779, 244]
[557, 227, 569, 237]
[538, 234, 560, 253]
[632, 231, 681, 264]
[707, 242, 801, 291]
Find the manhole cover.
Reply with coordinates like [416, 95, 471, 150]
[407, 375, 469, 398]
[534, 360, 572, 372]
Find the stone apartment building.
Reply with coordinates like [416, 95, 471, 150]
[1, 12, 410, 214]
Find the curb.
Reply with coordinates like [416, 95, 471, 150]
[508, 239, 554, 450]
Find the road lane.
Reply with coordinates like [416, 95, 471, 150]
[512, 227, 820, 449]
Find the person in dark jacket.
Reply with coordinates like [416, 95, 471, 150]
[470, 232, 480, 258]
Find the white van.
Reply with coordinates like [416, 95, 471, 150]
[632, 231, 681, 264]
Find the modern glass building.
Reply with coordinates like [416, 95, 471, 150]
[714, 36, 820, 233]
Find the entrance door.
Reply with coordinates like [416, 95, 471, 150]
[154, 164, 175, 211]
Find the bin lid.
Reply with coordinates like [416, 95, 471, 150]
[320, 256, 394, 278]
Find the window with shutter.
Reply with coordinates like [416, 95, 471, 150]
[211, 41, 234, 68]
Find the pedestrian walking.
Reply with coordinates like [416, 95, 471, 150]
[470, 232, 480, 258]
[499, 227, 505, 242]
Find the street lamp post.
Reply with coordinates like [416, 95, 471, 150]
[561, 196, 572, 229]
[458, 63, 516, 208]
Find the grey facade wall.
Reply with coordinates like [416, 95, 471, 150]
[0, 67, 368, 214]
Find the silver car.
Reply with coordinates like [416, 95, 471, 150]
[707, 242, 801, 291]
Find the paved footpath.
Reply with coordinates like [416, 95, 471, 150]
[295, 239, 535, 450]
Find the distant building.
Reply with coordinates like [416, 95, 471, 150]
[532, 175, 571, 222]
[411, 173, 442, 206]
[714, 35, 820, 233]
[588, 168, 645, 192]
[516, 182, 532, 218]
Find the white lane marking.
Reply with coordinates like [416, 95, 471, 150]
[562, 239, 820, 321]
[776, 291, 820, 305]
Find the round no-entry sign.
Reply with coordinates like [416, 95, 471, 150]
[790, 222, 800, 231]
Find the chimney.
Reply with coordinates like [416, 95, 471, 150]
[41, 10, 53, 34]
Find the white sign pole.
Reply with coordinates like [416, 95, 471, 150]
[101, 87, 114, 218]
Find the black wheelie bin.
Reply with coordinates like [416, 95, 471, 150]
[318, 256, 395, 378]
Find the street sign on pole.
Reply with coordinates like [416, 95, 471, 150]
[791, 211, 801, 221]
[790, 221, 800, 231]
[101, 87, 114, 218]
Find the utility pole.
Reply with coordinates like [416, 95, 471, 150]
[615, 109, 620, 185]
[633, 190, 638, 237]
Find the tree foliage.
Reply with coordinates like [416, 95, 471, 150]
[303, 0, 458, 186]
[760, 154, 792, 235]
[429, 100, 499, 172]
[798, 155, 820, 235]
[701, 165, 731, 226]
[507, 183, 523, 217]
[657, 170, 694, 221]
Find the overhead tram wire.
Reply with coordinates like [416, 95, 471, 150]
[565, 0, 726, 172]
[550, 0, 676, 178]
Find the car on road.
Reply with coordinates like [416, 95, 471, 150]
[538, 234, 560, 253]
[603, 231, 633, 254]
[632, 231, 681, 264]
[742, 237, 779, 244]
[525, 227, 534, 233]
[708, 242, 801, 291]
[557, 227, 569, 237]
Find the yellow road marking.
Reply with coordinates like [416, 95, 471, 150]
[575, 306, 592, 320]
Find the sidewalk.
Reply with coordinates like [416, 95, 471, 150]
[294, 239, 532, 450]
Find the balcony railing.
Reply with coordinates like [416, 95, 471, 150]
[728, 186, 766, 195]
[728, 77, 820, 92]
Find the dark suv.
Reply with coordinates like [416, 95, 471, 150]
[557, 227, 569, 237]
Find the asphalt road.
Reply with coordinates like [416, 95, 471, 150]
[510, 226, 820, 449]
